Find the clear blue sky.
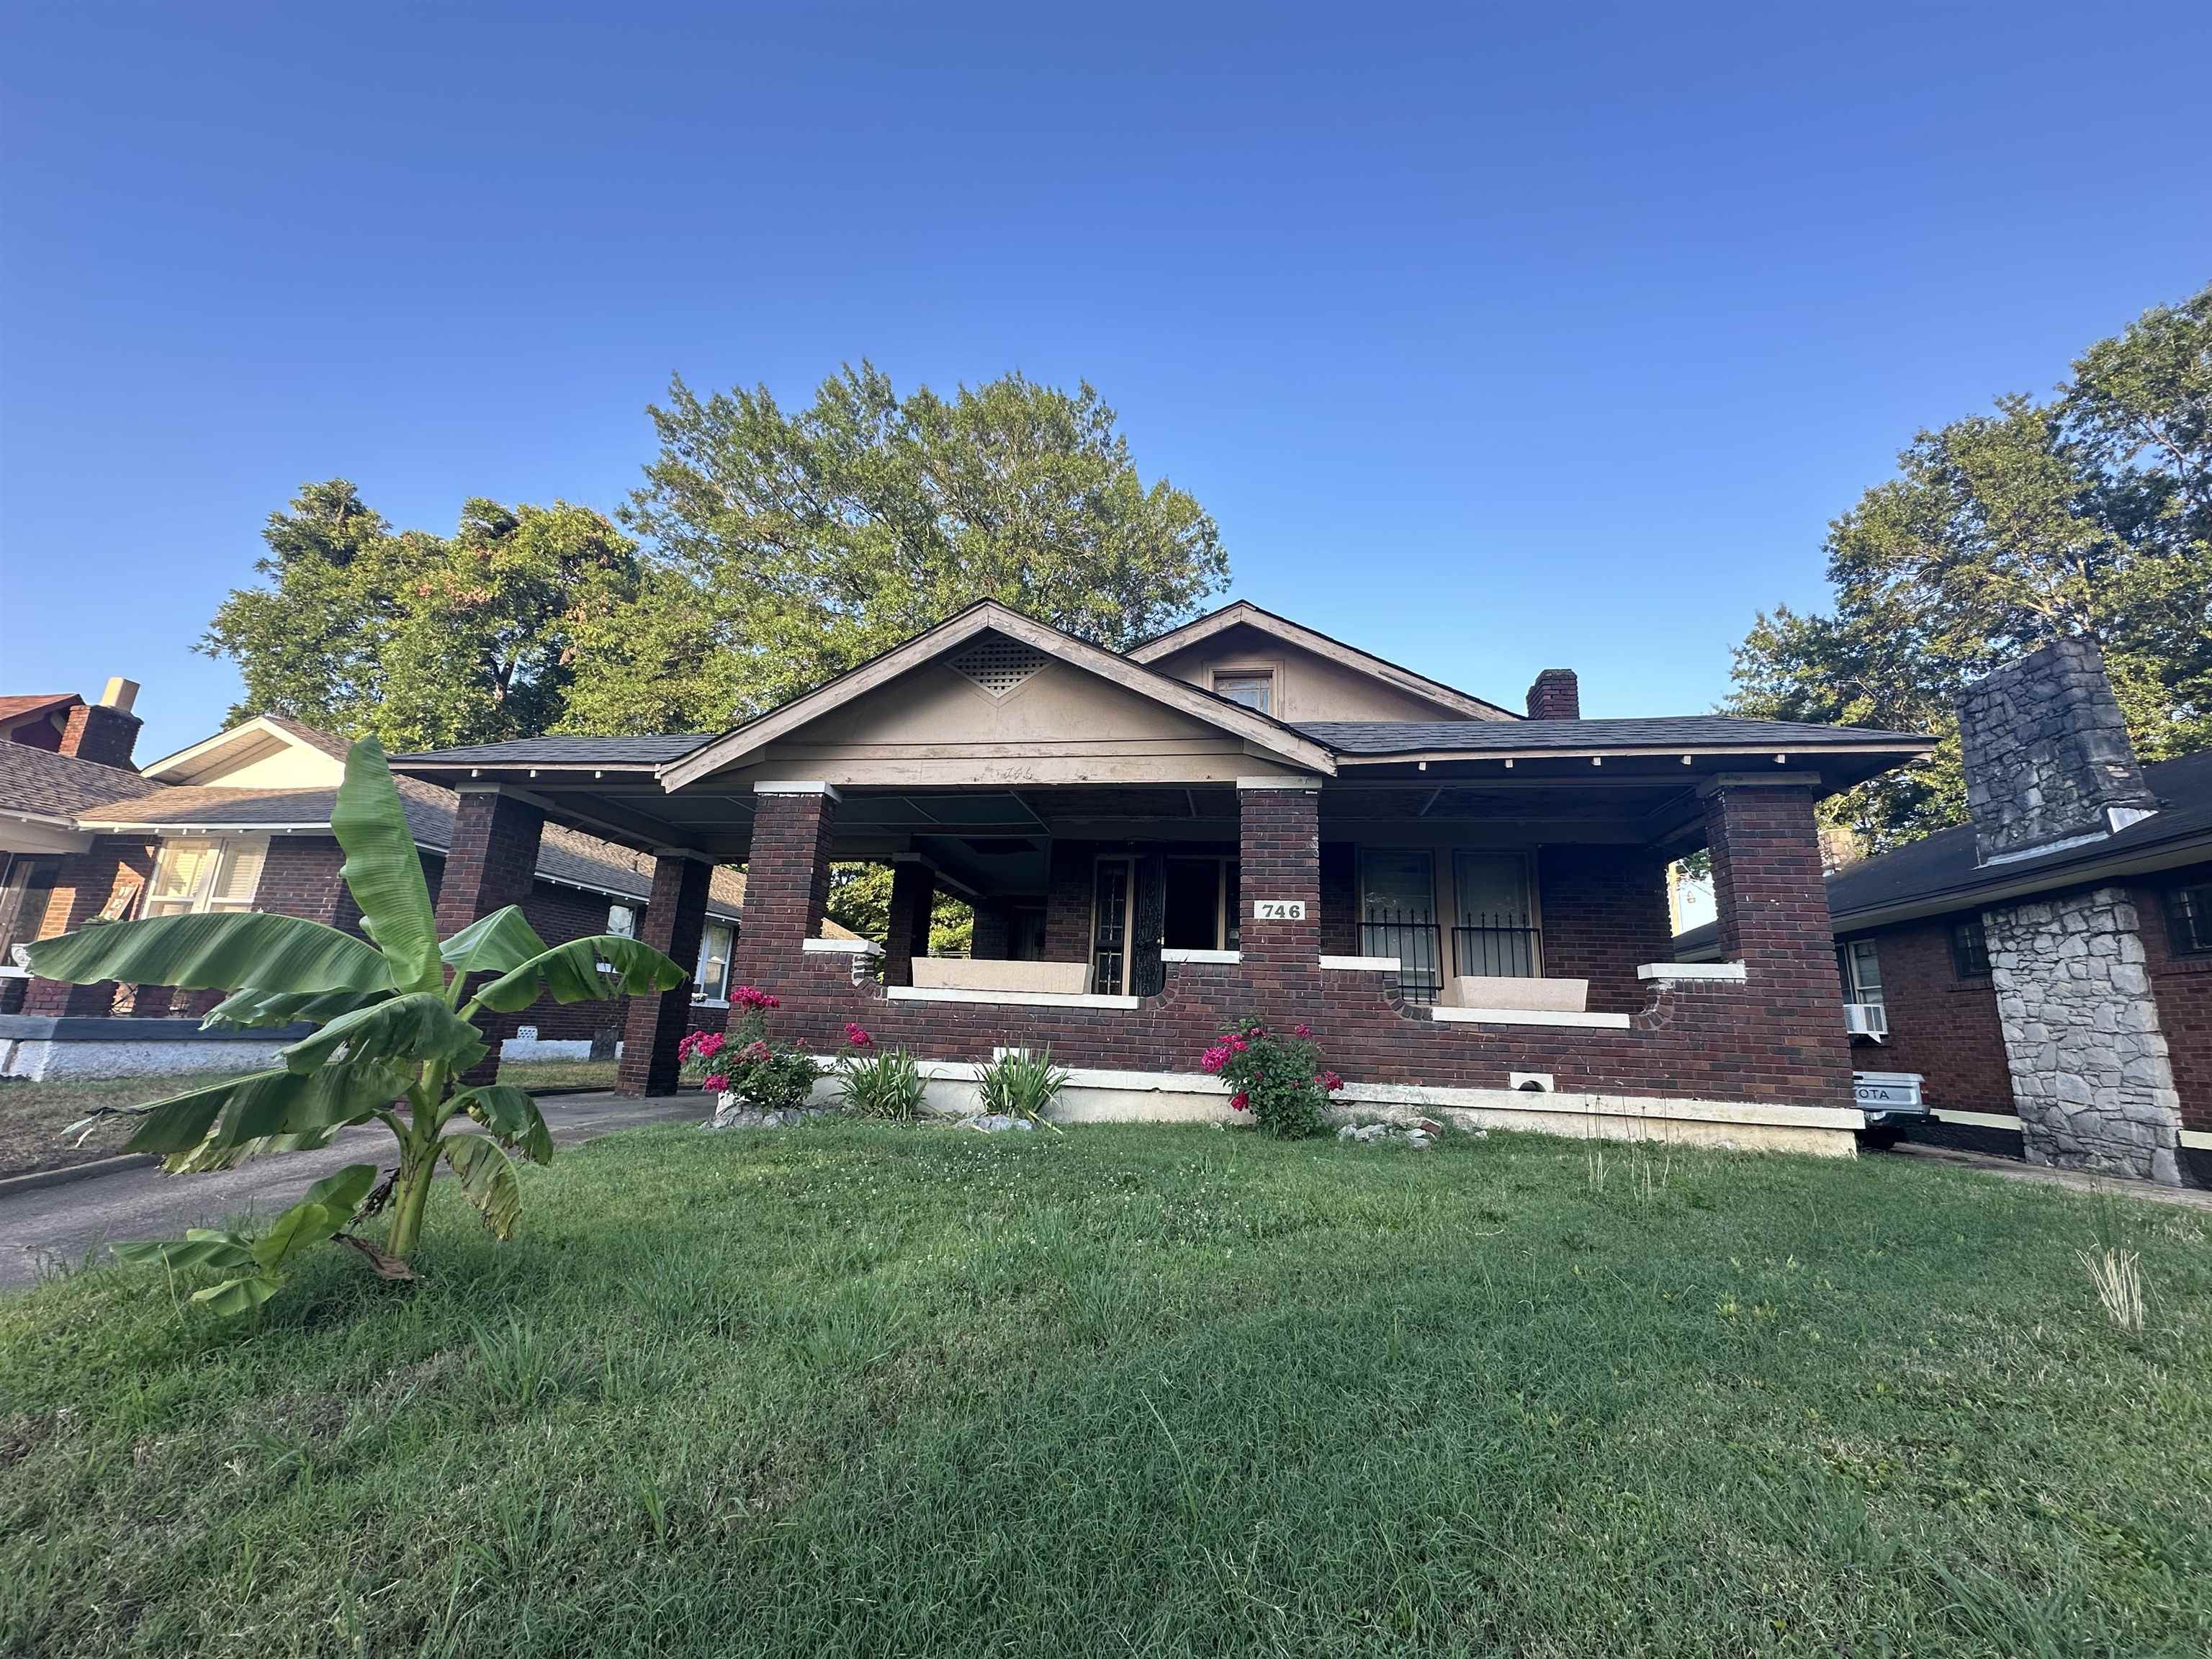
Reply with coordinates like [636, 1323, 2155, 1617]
[4, 2, 2207, 760]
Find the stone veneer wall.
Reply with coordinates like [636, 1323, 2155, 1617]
[1984, 885, 2183, 1184]
[1956, 638, 2156, 862]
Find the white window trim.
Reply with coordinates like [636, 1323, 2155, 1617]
[1210, 662, 1279, 716]
[1840, 939, 1884, 1007]
[143, 835, 269, 917]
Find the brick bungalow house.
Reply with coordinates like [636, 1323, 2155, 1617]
[0, 706, 767, 1078]
[374, 600, 1933, 1151]
[1678, 640, 2209, 1186]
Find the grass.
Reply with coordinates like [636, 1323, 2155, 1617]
[1, 1122, 2208, 1657]
[0, 1061, 618, 1179]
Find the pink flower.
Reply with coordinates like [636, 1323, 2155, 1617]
[691, 1030, 725, 1058]
[1292, 1023, 1313, 1039]
[701, 1073, 729, 1092]
[845, 1022, 873, 1047]
[1228, 1035, 1248, 1053]
[733, 986, 779, 1010]
[1317, 1069, 1345, 1093]
[1229, 1092, 1250, 1112]
[737, 1040, 770, 1064]
[1199, 1044, 1231, 1074]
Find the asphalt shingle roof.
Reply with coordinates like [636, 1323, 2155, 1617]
[1296, 716, 1930, 755]
[390, 735, 712, 768]
[0, 742, 161, 818]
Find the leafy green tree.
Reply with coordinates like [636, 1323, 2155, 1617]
[29, 739, 683, 1311]
[606, 363, 1230, 725]
[202, 483, 642, 750]
[1730, 284, 2212, 850]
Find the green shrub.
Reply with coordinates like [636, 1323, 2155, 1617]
[835, 1025, 927, 1120]
[979, 1047, 1070, 1128]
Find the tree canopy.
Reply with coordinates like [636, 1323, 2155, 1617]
[1728, 282, 2212, 852]
[204, 365, 1229, 750]
[202, 483, 641, 750]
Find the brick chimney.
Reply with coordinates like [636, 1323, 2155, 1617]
[1525, 668, 1580, 721]
[59, 676, 142, 770]
[1955, 639, 2155, 865]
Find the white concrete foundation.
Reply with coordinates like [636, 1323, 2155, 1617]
[1, 1037, 296, 1082]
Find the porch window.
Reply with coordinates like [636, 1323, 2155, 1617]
[143, 837, 267, 918]
[1950, 917, 1992, 979]
[1838, 939, 1884, 1007]
[2164, 879, 2212, 957]
[1164, 855, 1238, 951]
[606, 903, 637, 938]
[1360, 848, 1441, 998]
[1452, 852, 1539, 977]
[0, 855, 58, 961]
[1213, 671, 1273, 715]
[696, 920, 734, 1002]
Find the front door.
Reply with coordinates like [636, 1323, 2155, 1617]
[1360, 849, 1439, 997]
[1091, 857, 1134, 994]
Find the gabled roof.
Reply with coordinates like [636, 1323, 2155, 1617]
[0, 693, 82, 729]
[0, 742, 160, 821]
[1128, 601, 1519, 721]
[657, 600, 1337, 791]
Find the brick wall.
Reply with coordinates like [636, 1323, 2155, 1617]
[1537, 845, 1671, 1013]
[1318, 842, 1358, 956]
[619, 854, 715, 1095]
[58, 703, 141, 768]
[434, 791, 546, 1082]
[1837, 915, 2013, 1117]
[2139, 863, 2212, 1136]
[884, 860, 935, 986]
[729, 788, 836, 989]
[1237, 783, 1323, 1010]
[22, 835, 158, 1014]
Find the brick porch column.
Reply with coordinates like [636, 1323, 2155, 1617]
[728, 783, 839, 1015]
[434, 789, 545, 1086]
[1701, 777, 1853, 1106]
[1236, 776, 1325, 1015]
[616, 851, 714, 1097]
[22, 837, 157, 1016]
[884, 857, 935, 986]
[970, 900, 1012, 960]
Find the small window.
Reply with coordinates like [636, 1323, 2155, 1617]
[2166, 880, 2212, 957]
[1951, 917, 1992, 979]
[695, 921, 734, 1002]
[1213, 671, 1273, 715]
[1838, 939, 1883, 1007]
[606, 903, 638, 939]
[144, 837, 268, 918]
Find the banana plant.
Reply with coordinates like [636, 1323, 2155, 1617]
[26, 736, 685, 1310]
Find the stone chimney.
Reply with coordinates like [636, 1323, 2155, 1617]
[1525, 668, 1580, 721]
[1955, 639, 2155, 865]
[59, 677, 142, 770]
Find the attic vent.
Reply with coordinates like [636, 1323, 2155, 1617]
[949, 637, 1046, 698]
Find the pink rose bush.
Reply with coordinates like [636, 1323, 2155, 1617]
[1199, 1016, 1341, 1138]
[682, 985, 819, 1114]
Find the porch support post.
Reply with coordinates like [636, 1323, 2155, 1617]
[970, 900, 1012, 961]
[729, 783, 840, 1004]
[22, 837, 157, 1015]
[884, 857, 935, 986]
[434, 788, 544, 1087]
[1700, 776, 1853, 1106]
[1236, 775, 1326, 1014]
[616, 851, 714, 1097]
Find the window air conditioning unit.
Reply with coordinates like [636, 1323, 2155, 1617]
[1843, 1002, 1888, 1040]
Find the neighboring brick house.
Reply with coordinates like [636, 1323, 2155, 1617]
[382, 599, 1934, 1151]
[1678, 642, 2211, 1186]
[1, 710, 770, 1077]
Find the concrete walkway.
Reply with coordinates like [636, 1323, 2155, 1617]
[1887, 1140, 2212, 1210]
[0, 1091, 698, 1290]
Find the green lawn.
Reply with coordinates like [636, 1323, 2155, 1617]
[2, 1123, 2208, 1657]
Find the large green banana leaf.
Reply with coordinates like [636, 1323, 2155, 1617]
[199, 984, 395, 1031]
[439, 905, 552, 977]
[24, 910, 394, 997]
[281, 991, 487, 1075]
[334, 737, 443, 994]
[452, 1084, 554, 1164]
[250, 1164, 379, 1272]
[468, 935, 685, 1013]
[441, 1134, 523, 1239]
[111, 1059, 410, 1156]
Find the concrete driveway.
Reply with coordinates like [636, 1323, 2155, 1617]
[0, 1091, 698, 1290]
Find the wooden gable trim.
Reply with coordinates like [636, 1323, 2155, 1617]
[657, 602, 1337, 792]
[1125, 601, 1518, 721]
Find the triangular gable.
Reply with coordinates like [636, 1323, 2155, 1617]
[1128, 601, 1517, 721]
[139, 715, 349, 788]
[659, 602, 1336, 791]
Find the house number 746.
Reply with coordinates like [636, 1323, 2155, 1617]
[1252, 899, 1307, 920]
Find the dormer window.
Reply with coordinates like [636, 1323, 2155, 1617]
[1213, 670, 1274, 715]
